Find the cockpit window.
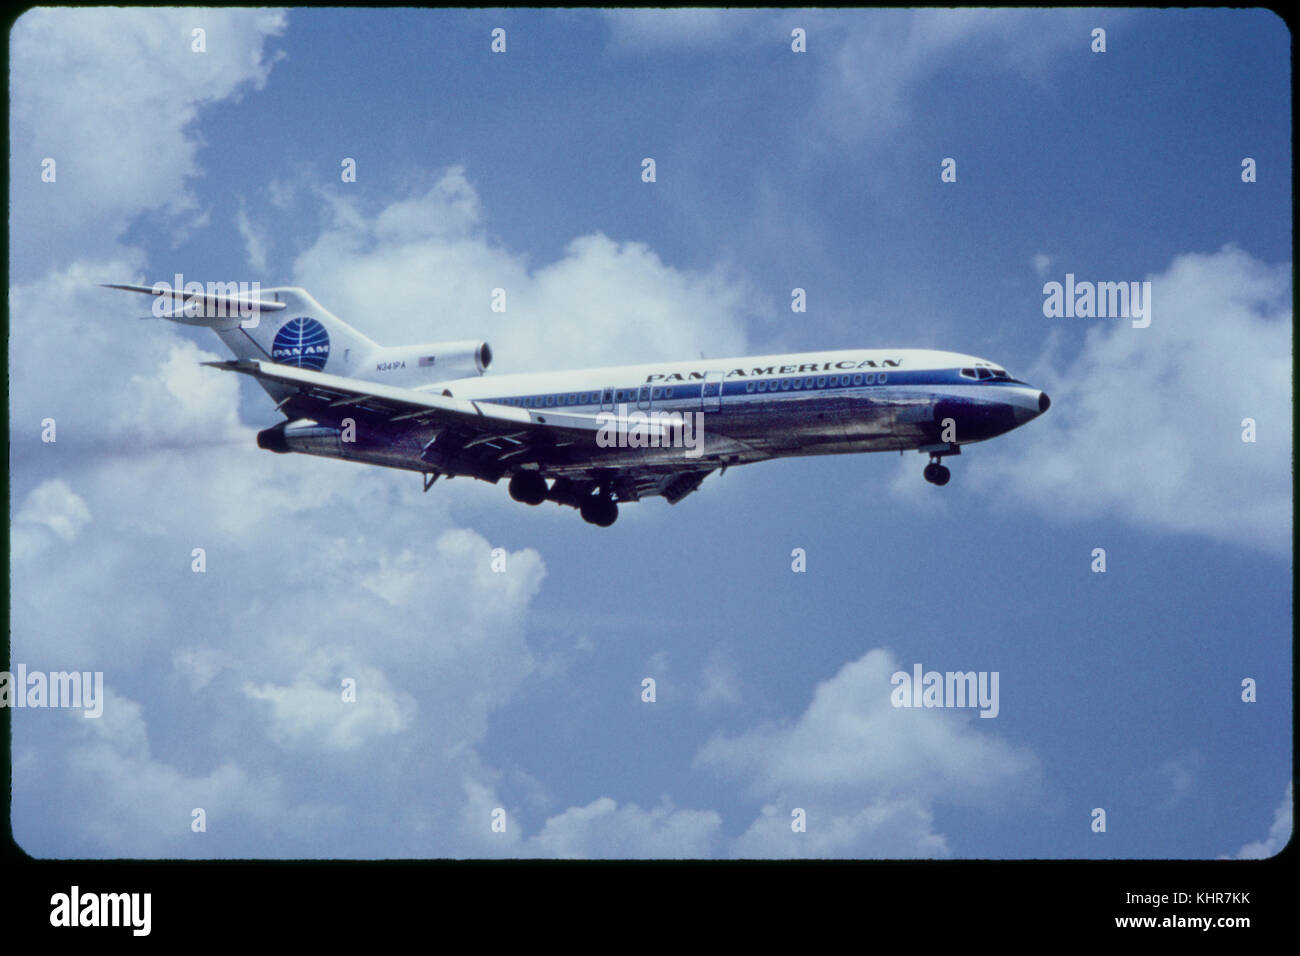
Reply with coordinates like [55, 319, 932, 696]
[960, 368, 977, 379]
[976, 367, 993, 380]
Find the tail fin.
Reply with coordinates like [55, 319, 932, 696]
[104, 282, 382, 378]
[105, 282, 490, 400]
[215, 287, 379, 378]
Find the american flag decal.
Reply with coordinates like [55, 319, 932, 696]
[419, 356, 436, 367]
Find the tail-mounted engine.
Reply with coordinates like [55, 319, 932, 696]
[365, 339, 492, 386]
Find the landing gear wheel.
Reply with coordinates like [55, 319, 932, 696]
[923, 462, 951, 486]
[509, 471, 548, 505]
[580, 495, 618, 527]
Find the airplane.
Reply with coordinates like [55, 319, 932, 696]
[104, 282, 1051, 526]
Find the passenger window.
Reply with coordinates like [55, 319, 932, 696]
[853, 374, 863, 385]
[805, 377, 815, 388]
[879, 373, 887, 384]
[816, 377, 826, 388]
[665, 387, 674, 398]
[781, 379, 791, 390]
[652, 387, 662, 399]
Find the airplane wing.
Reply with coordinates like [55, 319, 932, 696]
[204, 358, 720, 504]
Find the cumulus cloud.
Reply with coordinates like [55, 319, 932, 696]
[696, 649, 1040, 856]
[9, 33, 757, 853]
[13, 690, 294, 858]
[814, 10, 1109, 144]
[528, 797, 722, 858]
[244, 660, 416, 752]
[11, 479, 92, 562]
[976, 245, 1292, 554]
[10, 8, 287, 264]
[236, 202, 271, 272]
[290, 168, 756, 374]
[695, 645, 743, 710]
[11, 137, 558, 859]
[731, 800, 951, 859]
[1231, 781, 1292, 859]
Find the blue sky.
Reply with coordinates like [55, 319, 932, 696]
[7, 8, 1291, 860]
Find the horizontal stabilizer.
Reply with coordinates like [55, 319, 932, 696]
[103, 283, 286, 329]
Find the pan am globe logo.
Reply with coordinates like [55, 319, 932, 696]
[272, 317, 330, 371]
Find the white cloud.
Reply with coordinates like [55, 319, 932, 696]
[12, 480, 92, 561]
[696, 648, 1040, 856]
[266, 178, 297, 211]
[1232, 781, 1292, 859]
[290, 169, 755, 374]
[731, 800, 951, 859]
[10, 8, 287, 262]
[528, 797, 722, 858]
[695, 645, 743, 709]
[10, 255, 555, 854]
[9, 116, 758, 857]
[244, 658, 416, 752]
[1155, 751, 1203, 809]
[602, 10, 781, 51]
[13, 690, 295, 858]
[236, 202, 271, 272]
[814, 10, 1109, 144]
[976, 245, 1292, 554]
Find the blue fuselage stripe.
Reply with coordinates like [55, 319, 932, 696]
[479, 369, 1027, 409]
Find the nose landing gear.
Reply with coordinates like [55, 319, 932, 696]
[918, 442, 959, 486]
[923, 459, 951, 485]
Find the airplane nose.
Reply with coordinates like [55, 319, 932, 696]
[1008, 388, 1050, 427]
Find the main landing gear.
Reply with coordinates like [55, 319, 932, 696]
[509, 471, 619, 525]
[579, 492, 618, 527]
[508, 471, 548, 505]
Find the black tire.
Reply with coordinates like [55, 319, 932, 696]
[509, 471, 547, 505]
[580, 495, 618, 527]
